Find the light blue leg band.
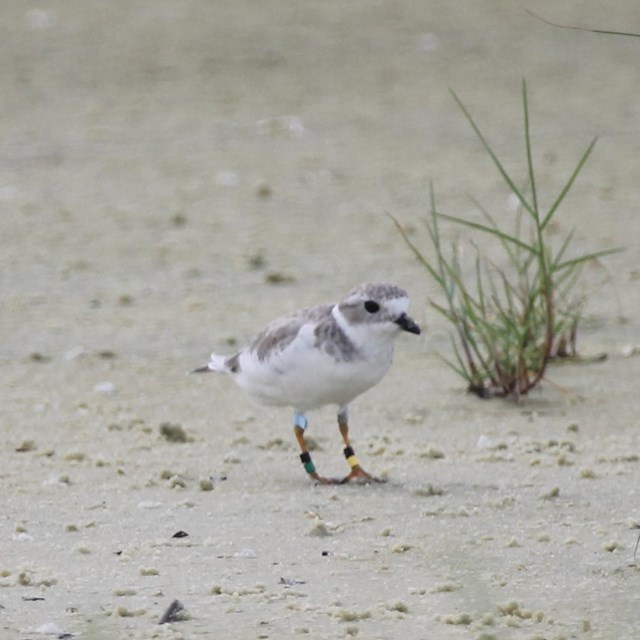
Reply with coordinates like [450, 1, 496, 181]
[294, 412, 308, 430]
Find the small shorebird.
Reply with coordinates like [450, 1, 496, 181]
[193, 283, 420, 483]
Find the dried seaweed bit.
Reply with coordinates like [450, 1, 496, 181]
[15, 440, 37, 453]
[540, 486, 560, 500]
[29, 352, 51, 363]
[172, 530, 189, 539]
[171, 212, 187, 227]
[411, 484, 444, 497]
[265, 271, 295, 285]
[255, 181, 273, 198]
[159, 422, 189, 443]
[159, 599, 185, 624]
[631, 523, 640, 559]
[247, 250, 267, 270]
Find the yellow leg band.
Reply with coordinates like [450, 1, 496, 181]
[347, 455, 360, 469]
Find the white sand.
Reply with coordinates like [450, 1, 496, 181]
[2, 2, 640, 638]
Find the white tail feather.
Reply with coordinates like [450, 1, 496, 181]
[206, 353, 227, 372]
[191, 353, 227, 374]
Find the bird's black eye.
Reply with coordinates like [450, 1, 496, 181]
[364, 300, 380, 314]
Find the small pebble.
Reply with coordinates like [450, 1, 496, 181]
[94, 381, 115, 394]
[137, 500, 163, 510]
[498, 601, 520, 616]
[216, 170, 240, 187]
[116, 606, 146, 617]
[64, 346, 85, 361]
[307, 520, 332, 538]
[168, 475, 187, 489]
[411, 484, 444, 497]
[32, 623, 65, 635]
[199, 478, 214, 491]
[442, 612, 472, 625]
[418, 445, 444, 459]
[13, 532, 33, 542]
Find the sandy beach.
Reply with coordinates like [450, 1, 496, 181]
[2, 2, 640, 638]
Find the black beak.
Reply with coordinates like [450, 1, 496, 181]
[395, 312, 421, 335]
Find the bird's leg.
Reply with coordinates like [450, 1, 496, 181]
[293, 412, 337, 485]
[337, 407, 385, 484]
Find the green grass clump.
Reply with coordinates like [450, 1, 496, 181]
[391, 80, 618, 399]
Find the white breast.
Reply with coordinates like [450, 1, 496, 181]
[232, 319, 395, 411]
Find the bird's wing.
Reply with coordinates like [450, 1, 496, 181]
[248, 304, 332, 369]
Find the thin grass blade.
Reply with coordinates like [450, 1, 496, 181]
[450, 89, 537, 220]
[541, 136, 598, 230]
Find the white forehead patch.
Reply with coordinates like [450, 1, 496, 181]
[383, 296, 410, 317]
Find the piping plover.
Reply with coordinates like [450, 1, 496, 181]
[193, 282, 420, 484]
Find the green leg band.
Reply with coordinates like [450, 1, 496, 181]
[300, 451, 316, 475]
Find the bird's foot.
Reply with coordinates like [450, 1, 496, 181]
[339, 466, 386, 485]
[308, 472, 342, 485]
